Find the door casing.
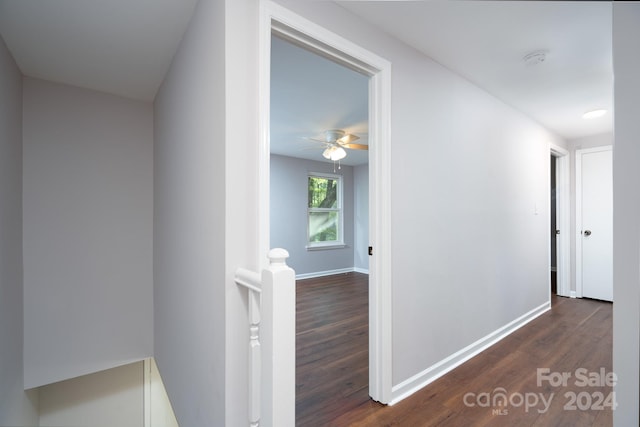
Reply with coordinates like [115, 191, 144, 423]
[257, 0, 393, 403]
[550, 144, 570, 298]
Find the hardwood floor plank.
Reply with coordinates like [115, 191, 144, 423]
[296, 274, 612, 427]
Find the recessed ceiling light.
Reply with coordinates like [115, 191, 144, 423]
[582, 109, 607, 120]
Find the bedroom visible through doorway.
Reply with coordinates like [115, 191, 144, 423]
[269, 34, 371, 416]
[257, 2, 393, 403]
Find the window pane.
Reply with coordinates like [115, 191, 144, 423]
[309, 211, 339, 242]
[308, 176, 338, 208]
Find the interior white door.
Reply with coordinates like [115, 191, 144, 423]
[577, 146, 613, 301]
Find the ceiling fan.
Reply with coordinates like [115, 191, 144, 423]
[307, 129, 368, 161]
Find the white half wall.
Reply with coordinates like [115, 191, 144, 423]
[0, 34, 39, 426]
[612, 3, 640, 425]
[23, 78, 154, 388]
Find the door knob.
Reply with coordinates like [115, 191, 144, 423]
[584, 230, 592, 236]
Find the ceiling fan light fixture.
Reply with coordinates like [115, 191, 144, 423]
[582, 109, 607, 120]
[322, 145, 347, 161]
[332, 146, 347, 160]
[325, 129, 345, 142]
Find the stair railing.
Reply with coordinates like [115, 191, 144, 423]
[235, 248, 295, 427]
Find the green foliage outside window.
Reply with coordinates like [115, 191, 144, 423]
[308, 175, 341, 243]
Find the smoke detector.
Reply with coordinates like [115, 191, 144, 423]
[523, 50, 548, 66]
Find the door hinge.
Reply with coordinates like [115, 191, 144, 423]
[368, 246, 373, 256]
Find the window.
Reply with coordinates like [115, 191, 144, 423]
[307, 173, 343, 248]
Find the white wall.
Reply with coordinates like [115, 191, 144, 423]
[272, 0, 565, 390]
[567, 132, 613, 294]
[0, 34, 39, 426]
[390, 59, 558, 385]
[22, 78, 154, 388]
[270, 154, 355, 276]
[154, 0, 261, 424]
[612, 3, 640, 425]
[354, 164, 369, 272]
[153, 0, 228, 424]
[39, 362, 144, 427]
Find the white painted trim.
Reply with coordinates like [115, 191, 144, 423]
[296, 268, 357, 280]
[575, 149, 583, 299]
[575, 145, 613, 300]
[365, 30, 393, 407]
[550, 144, 570, 298]
[257, 0, 272, 270]
[389, 301, 551, 405]
[305, 244, 347, 251]
[258, 0, 393, 404]
[296, 267, 370, 280]
[354, 267, 369, 275]
[549, 144, 568, 156]
[306, 172, 344, 249]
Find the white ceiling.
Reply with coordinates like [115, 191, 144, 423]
[0, 0, 613, 154]
[337, 0, 613, 141]
[0, 0, 198, 101]
[270, 36, 370, 166]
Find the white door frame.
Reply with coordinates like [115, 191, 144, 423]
[258, 1, 393, 403]
[575, 145, 613, 299]
[550, 144, 570, 298]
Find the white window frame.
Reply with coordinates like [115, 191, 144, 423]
[306, 172, 344, 250]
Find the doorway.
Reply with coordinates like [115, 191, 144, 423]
[550, 155, 557, 294]
[269, 36, 371, 420]
[550, 144, 570, 298]
[258, 2, 393, 404]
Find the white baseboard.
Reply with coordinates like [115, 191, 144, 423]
[296, 268, 355, 280]
[570, 291, 577, 298]
[389, 301, 551, 405]
[296, 267, 370, 280]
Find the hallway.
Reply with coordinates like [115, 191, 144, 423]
[296, 273, 613, 426]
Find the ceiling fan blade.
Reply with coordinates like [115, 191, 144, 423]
[303, 136, 326, 143]
[342, 143, 368, 150]
[338, 133, 360, 144]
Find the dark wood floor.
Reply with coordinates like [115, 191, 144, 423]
[296, 272, 613, 427]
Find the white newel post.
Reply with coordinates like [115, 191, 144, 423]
[261, 248, 296, 427]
